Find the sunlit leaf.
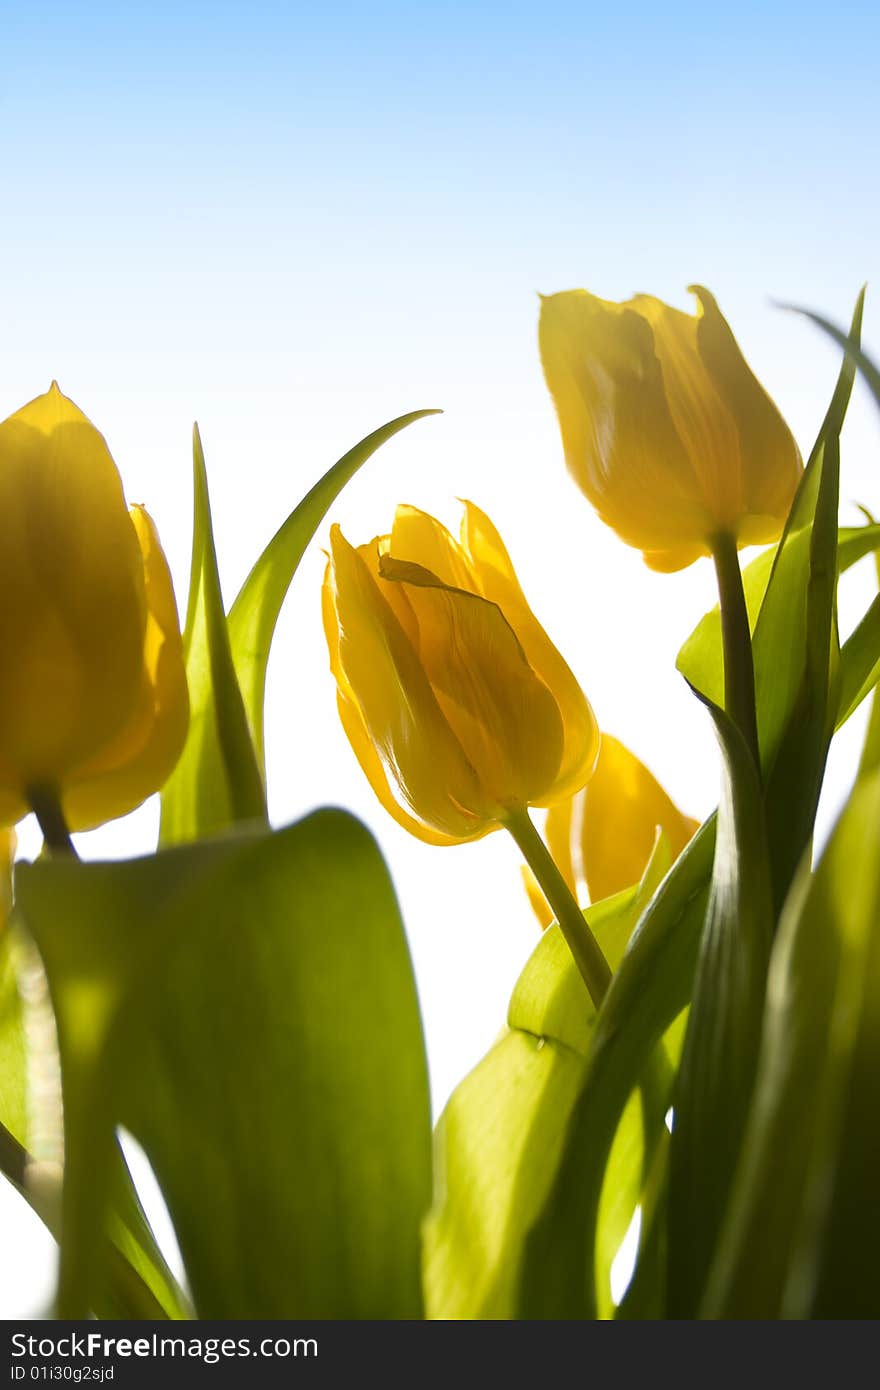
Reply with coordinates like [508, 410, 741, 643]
[16, 810, 431, 1319]
[159, 427, 267, 844]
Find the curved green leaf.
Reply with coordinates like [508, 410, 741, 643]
[228, 409, 441, 778]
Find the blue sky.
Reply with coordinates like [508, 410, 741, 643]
[2, 0, 879, 1311]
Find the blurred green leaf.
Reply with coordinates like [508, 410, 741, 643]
[0, 838, 25, 1149]
[667, 698, 773, 1316]
[0, 936, 26, 1152]
[1, 920, 188, 1320]
[228, 409, 440, 779]
[16, 810, 431, 1319]
[515, 819, 714, 1318]
[704, 769, 880, 1318]
[159, 427, 267, 845]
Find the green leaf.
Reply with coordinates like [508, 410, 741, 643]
[15, 811, 431, 1319]
[0, 837, 25, 1150]
[159, 426, 267, 844]
[785, 298, 880, 401]
[160, 412, 439, 843]
[704, 768, 880, 1318]
[1, 922, 189, 1320]
[677, 521, 880, 719]
[228, 409, 441, 779]
[837, 591, 880, 727]
[666, 697, 773, 1316]
[676, 544, 775, 710]
[424, 842, 669, 1321]
[0, 941, 26, 1153]
[515, 819, 715, 1318]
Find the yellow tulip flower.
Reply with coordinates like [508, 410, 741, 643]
[524, 734, 700, 926]
[0, 384, 189, 834]
[322, 501, 600, 844]
[539, 286, 802, 572]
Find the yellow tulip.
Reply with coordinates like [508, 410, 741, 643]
[322, 502, 599, 843]
[0, 384, 189, 833]
[524, 734, 700, 925]
[539, 286, 803, 572]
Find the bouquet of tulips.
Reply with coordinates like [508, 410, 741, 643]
[1, 282, 877, 1320]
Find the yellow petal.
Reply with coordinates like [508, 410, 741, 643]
[544, 796, 578, 896]
[389, 504, 476, 590]
[539, 291, 712, 567]
[539, 287, 803, 571]
[630, 293, 741, 526]
[0, 384, 146, 799]
[579, 734, 699, 903]
[325, 527, 488, 839]
[380, 554, 565, 810]
[521, 864, 554, 929]
[460, 500, 599, 802]
[336, 691, 479, 846]
[61, 507, 190, 830]
[690, 285, 803, 537]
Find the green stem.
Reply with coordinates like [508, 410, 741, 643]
[504, 807, 612, 1007]
[27, 786, 78, 859]
[711, 531, 761, 771]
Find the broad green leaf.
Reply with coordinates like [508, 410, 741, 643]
[704, 769, 880, 1318]
[424, 840, 670, 1321]
[667, 698, 773, 1316]
[15, 811, 430, 1320]
[515, 818, 715, 1318]
[159, 427, 267, 845]
[228, 410, 440, 779]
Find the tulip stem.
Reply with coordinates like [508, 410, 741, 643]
[27, 787, 78, 859]
[504, 808, 612, 1007]
[711, 531, 761, 771]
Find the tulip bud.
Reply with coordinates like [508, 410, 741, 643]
[322, 502, 599, 843]
[539, 286, 803, 572]
[0, 384, 189, 831]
